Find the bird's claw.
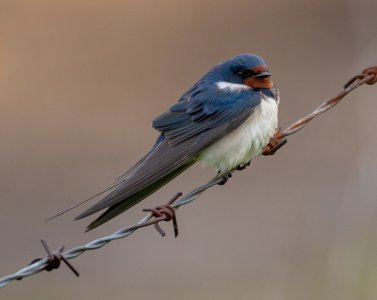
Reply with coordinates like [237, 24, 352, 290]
[236, 161, 250, 171]
[218, 172, 232, 185]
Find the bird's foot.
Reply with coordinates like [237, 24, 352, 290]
[218, 172, 232, 185]
[236, 161, 250, 171]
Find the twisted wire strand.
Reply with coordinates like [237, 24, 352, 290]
[282, 71, 376, 137]
[0, 175, 223, 288]
[262, 66, 377, 154]
[0, 66, 376, 288]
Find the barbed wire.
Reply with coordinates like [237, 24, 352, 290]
[262, 66, 377, 154]
[0, 66, 376, 289]
[0, 176, 224, 288]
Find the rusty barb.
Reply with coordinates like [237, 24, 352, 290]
[0, 66, 376, 289]
[21, 240, 80, 278]
[21, 194, 181, 280]
[344, 66, 377, 88]
[139, 192, 181, 237]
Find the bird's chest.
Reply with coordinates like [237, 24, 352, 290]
[198, 96, 278, 172]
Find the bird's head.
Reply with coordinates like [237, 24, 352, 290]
[209, 53, 273, 89]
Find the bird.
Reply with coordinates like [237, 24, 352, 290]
[75, 53, 280, 231]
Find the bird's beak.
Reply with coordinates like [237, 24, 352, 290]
[251, 71, 271, 78]
[245, 70, 273, 89]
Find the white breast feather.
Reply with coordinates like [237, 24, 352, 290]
[198, 95, 278, 173]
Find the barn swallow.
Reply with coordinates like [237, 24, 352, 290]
[76, 53, 279, 231]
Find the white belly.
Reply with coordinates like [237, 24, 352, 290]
[198, 95, 278, 173]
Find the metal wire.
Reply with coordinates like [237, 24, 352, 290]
[262, 66, 377, 154]
[0, 175, 224, 288]
[0, 66, 376, 288]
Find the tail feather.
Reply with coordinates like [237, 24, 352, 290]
[75, 135, 197, 231]
[84, 161, 194, 231]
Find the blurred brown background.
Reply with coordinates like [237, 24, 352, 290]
[1, 0, 377, 299]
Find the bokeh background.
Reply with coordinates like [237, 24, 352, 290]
[1, 1, 377, 299]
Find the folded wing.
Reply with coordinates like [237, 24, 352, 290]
[76, 87, 261, 230]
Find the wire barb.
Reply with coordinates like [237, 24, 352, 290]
[143, 205, 179, 237]
[344, 66, 377, 88]
[262, 127, 287, 156]
[0, 65, 376, 289]
[141, 192, 181, 237]
[20, 240, 80, 279]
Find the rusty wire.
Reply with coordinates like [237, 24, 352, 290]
[262, 66, 377, 154]
[0, 66, 376, 289]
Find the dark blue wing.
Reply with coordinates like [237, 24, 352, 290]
[152, 86, 262, 152]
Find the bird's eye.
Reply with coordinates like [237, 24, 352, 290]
[237, 69, 257, 78]
[237, 70, 247, 77]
